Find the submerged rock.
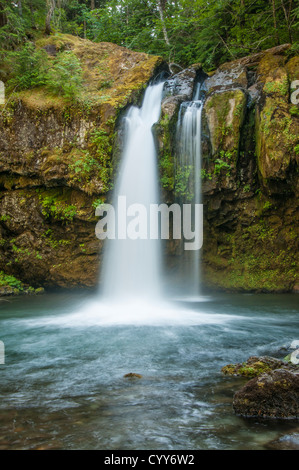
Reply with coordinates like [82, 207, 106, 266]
[266, 431, 299, 450]
[123, 373, 143, 379]
[233, 369, 299, 419]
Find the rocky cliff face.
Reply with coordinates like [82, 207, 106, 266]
[0, 35, 164, 291]
[158, 44, 298, 292]
[0, 37, 298, 293]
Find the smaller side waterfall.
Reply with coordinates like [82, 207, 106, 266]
[176, 82, 204, 296]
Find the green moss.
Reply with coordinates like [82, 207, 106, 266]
[205, 89, 246, 160]
[0, 271, 23, 290]
[237, 362, 272, 377]
[203, 209, 298, 292]
[0, 271, 43, 295]
[263, 77, 289, 97]
[36, 188, 77, 222]
[255, 94, 298, 182]
[160, 152, 175, 191]
[88, 127, 114, 192]
[156, 112, 177, 195]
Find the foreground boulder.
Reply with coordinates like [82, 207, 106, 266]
[233, 369, 299, 419]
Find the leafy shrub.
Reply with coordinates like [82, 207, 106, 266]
[45, 50, 83, 100]
[6, 42, 48, 91]
[0, 271, 23, 290]
[6, 45, 83, 101]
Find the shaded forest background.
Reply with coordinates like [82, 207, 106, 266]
[0, 0, 298, 72]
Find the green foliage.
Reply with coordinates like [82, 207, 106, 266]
[89, 128, 114, 192]
[159, 153, 174, 191]
[0, 271, 23, 289]
[174, 164, 194, 201]
[213, 150, 233, 175]
[70, 151, 99, 178]
[45, 50, 83, 99]
[5, 44, 83, 101]
[92, 197, 105, 209]
[201, 168, 212, 180]
[5, 42, 48, 91]
[37, 189, 77, 222]
[290, 106, 299, 116]
[214, 158, 231, 175]
[263, 78, 289, 97]
[1, 0, 298, 72]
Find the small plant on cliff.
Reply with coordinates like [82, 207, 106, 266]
[0, 271, 23, 290]
[214, 158, 231, 175]
[89, 128, 114, 192]
[37, 190, 77, 223]
[201, 169, 212, 180]
[46, 50, 83, 100]
[6, 43, 48, 91]
[174, 164, 194, 201]
[6, 45, 83, 101]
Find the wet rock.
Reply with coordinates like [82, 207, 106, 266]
[266, 432, 299, 450]
[0, 285, 17, 296]
[284, 349, 299, 365]
[204, 88, 247, 159]
[124, 373, 143, 379]
[205, 63, 248, 94]
[255, 54, 299, 194]
[233, 369, 299, 419]
[222, 355, 298, 378]
[166, 66, 200, 100]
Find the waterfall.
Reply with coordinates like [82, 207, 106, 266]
[176, 83, 203, 296]
[99, 82, 164, 301]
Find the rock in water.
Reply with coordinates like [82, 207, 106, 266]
[233, 369, 299, 419]
[123, 373, 143, 379]
[221, 355, 297, 377]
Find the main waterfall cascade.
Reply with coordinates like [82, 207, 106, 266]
[175, 81, 204, 296]
[100, 82, 164, 301]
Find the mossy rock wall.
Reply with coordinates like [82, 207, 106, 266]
[159, 45, 298, 293]
[0, 34, 164, 289]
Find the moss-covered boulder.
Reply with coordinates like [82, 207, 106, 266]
[233, 369, 299, 419]
[222, 355, 298, 378]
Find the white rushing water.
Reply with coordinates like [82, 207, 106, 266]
[176, 83, 203, 296]
[70, 80, 206, 325]
[100, 81, 164, 302]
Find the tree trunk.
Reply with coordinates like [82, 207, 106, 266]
[158, 0, 170, 46]
[280, 0, 293, 43]
[0, 2, 7, 27]
[271, 0, 279, 45]
[18, 0, 23, 17]
[91, 0, 95, 9]
[45, 0, 56, 35]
